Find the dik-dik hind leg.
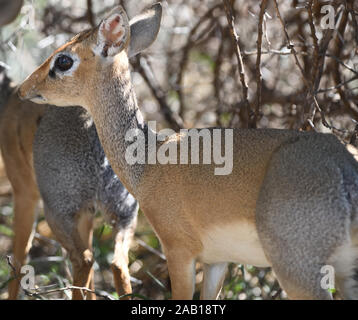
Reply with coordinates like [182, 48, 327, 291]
[257, 210, 333, 299]
[111, 221, 136, 299]
[256, 214, 334, 298]
[255, 146, 351, 299]
[270, 262, 332, 299]
[44, 206, 95, 300]
[200, 263, 228, 300]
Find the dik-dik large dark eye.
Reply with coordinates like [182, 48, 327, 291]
[55, 54, 73, 71]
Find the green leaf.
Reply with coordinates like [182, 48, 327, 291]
[0, 224, 14, 237]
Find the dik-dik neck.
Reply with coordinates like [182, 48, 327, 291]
[86, 54, 147, 195]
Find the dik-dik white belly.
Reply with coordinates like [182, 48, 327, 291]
[199, 221, 271, 267]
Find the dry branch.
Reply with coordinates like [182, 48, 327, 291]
[223, 0, 253, 128]
[86, 0, 95, 27]
[254, 0, 268, 126]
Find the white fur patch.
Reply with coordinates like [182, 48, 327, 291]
[328, 238, 358, 298]
[202, 263, 228, 300]
[49, 51, 80, 78]
[199, 221, 270, 267]
[29, 95, 47, 104]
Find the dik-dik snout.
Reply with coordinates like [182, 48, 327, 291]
[18, 64, 49, 104]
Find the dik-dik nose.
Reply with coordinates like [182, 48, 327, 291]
[18, 75, 46, 103]
[18, 76, 35, 100]
[17, 85, 30, 101]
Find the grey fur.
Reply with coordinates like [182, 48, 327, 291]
[256, 133, 358, 299]
[33, 105, 138, 234]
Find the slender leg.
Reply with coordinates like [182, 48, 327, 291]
[8, 189, 39, 299]
[3, 142, 40, 300]
[111, 224, 135, 299]
[200, 262, 228, 300]
[165, 249, 196, 300]
[70, 212, 95, 300]
[44, 206, 95, 300]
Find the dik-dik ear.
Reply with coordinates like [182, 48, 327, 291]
[128, 3, 162, 58]
[95, 6, 130, 57]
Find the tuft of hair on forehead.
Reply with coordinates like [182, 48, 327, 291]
[70, 28, 94, 43]
[50, 28, 95, 55]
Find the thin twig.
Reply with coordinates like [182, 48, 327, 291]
[326, 53, 358, 75]
[316, 75, 358, 93]
[254, 0, 268, 126]
[26, 285, 116, 300]
[86, 0, 95, 27]
[223, 0, 253, 128]
[273, 0, 310, 88]
[307, 0, 320, 85]
[6, 253, 114, 300]
[214, 26, 226, 126]
[136, 238, 166, 261]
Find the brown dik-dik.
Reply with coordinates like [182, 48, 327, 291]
[18, 3, 358, 299]
[0, 70, 138, 300]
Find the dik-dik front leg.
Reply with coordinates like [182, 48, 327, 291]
[111, 219, 136, 299]
[165, 248, 196, 299]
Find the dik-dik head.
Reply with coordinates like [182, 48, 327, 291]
[18, 3, 162, 107]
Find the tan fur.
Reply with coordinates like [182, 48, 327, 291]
[17, 4, 358, 300]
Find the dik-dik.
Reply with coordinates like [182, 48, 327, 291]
[0, 77, 138, 299]
[18, 3, 358, 299]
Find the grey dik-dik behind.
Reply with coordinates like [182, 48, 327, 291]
[33, 105, 139, 299]
[18, 2, 358, 299]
